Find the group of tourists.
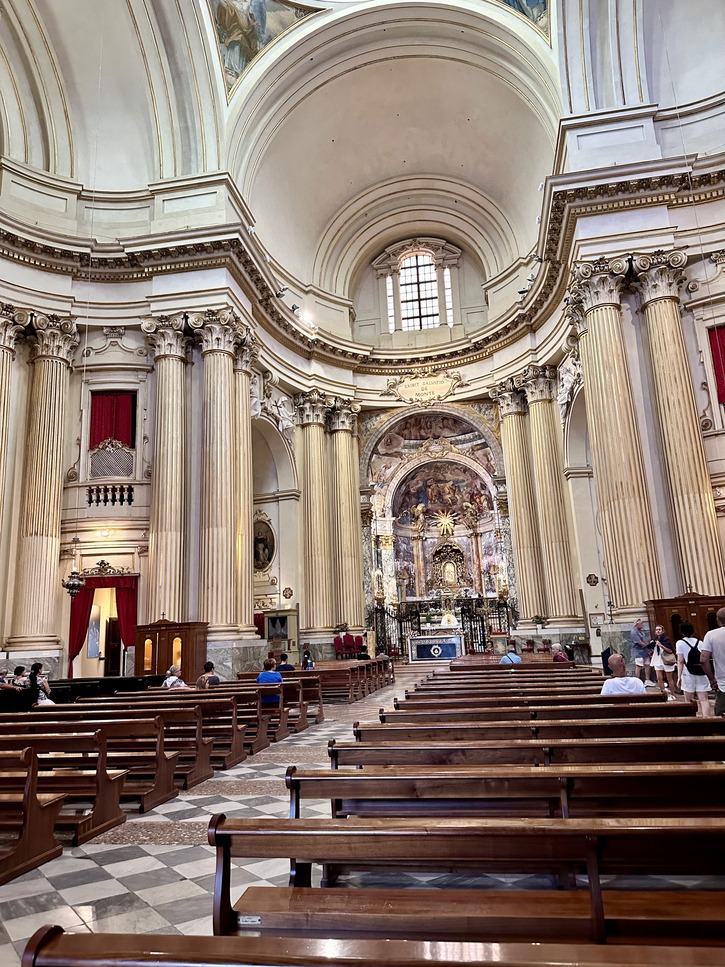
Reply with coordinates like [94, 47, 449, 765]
[603, 609, 725, 716]
[0, 662, 54, 705]
[162, 649, 316, 690]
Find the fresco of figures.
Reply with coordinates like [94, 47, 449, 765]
[393, 460, 493, 522]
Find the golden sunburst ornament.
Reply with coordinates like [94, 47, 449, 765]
[433, 510, 457, 537]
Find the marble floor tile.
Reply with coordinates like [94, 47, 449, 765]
[169, 855, 218, 881]
[4, 905, 85, 943]
[176, 915, 214, 935]
[59, 879, 129, 907]
[72, 892, 150, 925]
[85, 906, 172, 935]
[102, 856, 165, 879]
[136, 877, 207, 908]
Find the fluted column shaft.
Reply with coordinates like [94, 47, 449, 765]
[570, 259, 661, 610]
[634, 251, 725, 594]
[10, 314, 78, 647]
[523, 367, 579, 618]
[329, 402, 365, 630]
[296, 391, 335, 633]
[493, 382, 547, 621]
[234, 338, 259, 635]
[191, 311, 240, 636]
[0, 308, 24, 532]
[143, 316, 188, 623]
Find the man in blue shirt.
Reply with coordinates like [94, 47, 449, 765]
[500, 647, 522, 665]
[257, 658, 283, 705]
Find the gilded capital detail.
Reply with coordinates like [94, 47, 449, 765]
[491, 378, 527, 418]
[189, 308, 242, 355]
[29, 313, 79, 365]
[141, 313, 189, 360]
[632, 250, 687, 306]
[521, 365, 557, 403]
[570, 257, 629, 312]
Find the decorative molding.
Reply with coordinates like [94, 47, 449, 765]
[81, 559, 133, 576]
[381, 369, 467, 406]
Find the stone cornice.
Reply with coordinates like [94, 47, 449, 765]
[2, 163, 725, 374]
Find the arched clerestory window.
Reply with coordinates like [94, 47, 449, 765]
[375, 238, 461, 334]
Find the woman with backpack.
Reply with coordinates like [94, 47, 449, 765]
[676, 621, 712, 717]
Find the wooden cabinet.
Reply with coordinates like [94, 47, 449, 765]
[134, 620, 208, 683]
[644, 594, 722, 641]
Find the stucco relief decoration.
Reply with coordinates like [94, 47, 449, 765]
[382, 369, 467, 407]
[557, 352, 582, 422]
[211, 0, 317, 92]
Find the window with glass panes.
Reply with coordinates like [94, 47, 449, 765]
[399, 252, 440, 330]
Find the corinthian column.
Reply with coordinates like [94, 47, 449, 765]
[0, 306, 25, 531]
[633, 251, 725, 594]
[142, 314, 189, 623]
[295, 390, 334, 634]
[189, 310, 240, 638]
[9, 314, 79, 650]
[491, 379, 547, 622]
[570, 258, 661, 611]
[521, 366, 579, 620]
[329, 400, 365, 631]
[234, 333, 259, 636]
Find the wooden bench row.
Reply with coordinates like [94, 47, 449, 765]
[24, 925, 725, 967]
[0, 749, 64, 886]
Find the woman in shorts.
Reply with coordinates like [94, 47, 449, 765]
[676, 621, 711, 717]
[651, 624, 678, 699]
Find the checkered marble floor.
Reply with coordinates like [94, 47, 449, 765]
[2, 663, 724, 965]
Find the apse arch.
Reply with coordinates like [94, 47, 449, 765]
[385, 450, 495, 520]
[361, 402, 503, 481]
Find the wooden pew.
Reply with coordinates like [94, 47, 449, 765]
[285, 762, 725, 820]
[23, 925, 725, 967]
[0, 749, 64, 885]
[392, 696, 689, 717]
[6, 706, 213, 790]
[207, 814, 725, 942]
[331, 734, 725, 766]
[79, 686, 274, 755]
[0, 731, 126, 845]
[374, 713, 719, 740]
[0, 717, 178, 811]
[399, 691, 668, 707]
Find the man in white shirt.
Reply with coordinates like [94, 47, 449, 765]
[600, 653, 646, 696]
[702, 607, 725, 716]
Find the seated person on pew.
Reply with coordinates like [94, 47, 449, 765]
[15, 662, 55, 705]
[196, 660, 223, 689]
[600, 653, 645, 695]
[163, 664, 188, 689]
[500, 642, 522, 665]
[276, 653, 296, 672]
[301, 649, 315, 670]
[257, 657, 283, 705]
[0, 668, 23, 691]
[551, 644, 569, 663]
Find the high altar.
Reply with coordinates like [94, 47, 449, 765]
[408, 626, 464, 662]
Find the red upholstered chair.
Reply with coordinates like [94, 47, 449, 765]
[354, 635, 364, 649]
[343, 632, 357, 658]
[333, 636, 344, 659]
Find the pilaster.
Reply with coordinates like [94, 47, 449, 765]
[9, 313, 79, 651]
[142, 314, 189, 623]
[632, 250, 725, 594]
[491, 379, 547, 622]
[295, 390, 335, 634]
[0, 306, 25, 534]
[189, 309, 241, 638]
[521, 365, 579, 619]
[234, 333, 260, 637]
[328, 399, 365, 630]
[569, 258, 661, 613]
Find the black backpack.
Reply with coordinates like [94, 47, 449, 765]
[685, 638, 705, 676]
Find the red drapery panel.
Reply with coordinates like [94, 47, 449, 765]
[89, 392, 135, 449]
[68, 576, 138, 676]
[708, 326, 725, 405]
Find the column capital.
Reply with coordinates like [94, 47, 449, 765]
[234, 330, 260, 375]
[29, 313, 78, 365]
[188, 308, 242, 356]
[521, 365, 557, 403]
[328, 398, 361, 433]
[294, 389, 330, 427]
[141, 313, 190, 360]
[0, 305, 26, 355]
[570, 256, 629, 312]
[491, 378, 527, 418]
[631, 250, 687, 306]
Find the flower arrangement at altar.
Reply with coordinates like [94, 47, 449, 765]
[532, 615, 548, 628]
[333, 622, 349, 634]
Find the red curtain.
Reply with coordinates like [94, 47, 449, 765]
[89, 392, 135, 449]
[708, 326, 725, 405]
[68, 576, 138, 676]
